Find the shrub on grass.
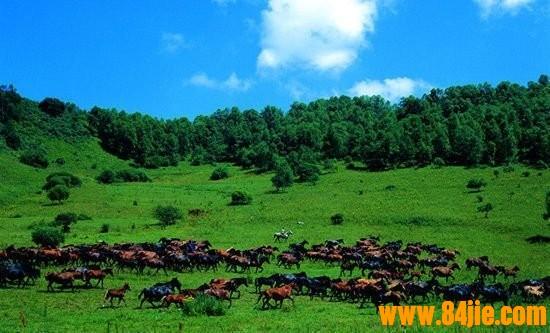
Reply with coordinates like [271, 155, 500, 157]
[432, 157, 445, 168]
[47, 185, 69, 204]
[96, 170, 116, 184]
[43, 172, 81, 190]
[503, 165, 515, 173]
[116, 169, 151, 182]
[97, 169, 150, 184]
[153, 205, 183, 227]
[521, 171, 530, 177]
[181, 294, 225, 317]
[384, 185, 396, 191]
[54, 212, 78, 225]
[296, 162, 320, 184]
[99, 223, 110, 233]
[210, 166, 230, 180]
[466, 178, 487, 192]
[54, 157, 65, 165]
[31, 227, 64, 247]
[477, 203, 494, 218]
[230, 191, 252, 206]
[330, 213, 344, 225]
[19, 148, 48, 168]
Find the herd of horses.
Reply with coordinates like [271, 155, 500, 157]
[1, 236, 549, 312]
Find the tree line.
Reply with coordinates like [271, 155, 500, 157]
[1, 75, 549, 171]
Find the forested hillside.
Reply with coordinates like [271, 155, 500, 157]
[1, 75, 549, 172]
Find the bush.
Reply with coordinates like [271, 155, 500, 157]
[153, 205, 183, 226]
[230, 191, 252, 206]
[43, 172, 81, 190]
[521, 171, 530, 177]
[296, 162, 320, 184]
[210, 166, 230, 180]
[31, 227, 64, 247]
[503, 165, 515, 173]
[432, 157, 445, 168]
[38, 97, 65, 116]
[322, 159, 337, 172]
[181, 294, 225, 317]
[20, 148, 48, 168]
[330, 213, 344, 225]
[466, 178, 487, 192]
[535, 160, 548, 170]
[116, 169, 151, 182]
[493, 169, 500, 178]
[2, 123, 21, 149]
[477, 203, 494, 218]
[54, 157, 65, 165]
[54, 212, 78, 225]
[97, 169, 150, 184]
[99, 223, 110, 233]
[271, 159, 294, 192]
[96, 170, 116, 184]
[385, 185, 396, 191]
[47, 185, 70, 204]
[77, 214, 92, 221]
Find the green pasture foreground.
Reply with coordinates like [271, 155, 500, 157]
[0, 147, 549, 332]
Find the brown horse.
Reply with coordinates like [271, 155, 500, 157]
[160, 294, 193, 308]
[257, 283, 295, 309]
[45, 272, 76, 292]
[431, 263, 460, 282]
[204, 288, 232, 307]
[85, 268, 114, 288]
[104, 283, 130, 307]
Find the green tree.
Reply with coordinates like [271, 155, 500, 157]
[47, 185, 70, 204]
[153, 205, 183, 227]
[38, 97, 66, 116]
[31, 227, 65, 247]
[271, 159, 294, 191]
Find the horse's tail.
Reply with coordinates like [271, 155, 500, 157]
[160, 295, 168, 307]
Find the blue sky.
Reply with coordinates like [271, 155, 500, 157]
[1, 0, 549, 119]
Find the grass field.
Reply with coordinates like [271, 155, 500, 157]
[0, 139, 549, 332]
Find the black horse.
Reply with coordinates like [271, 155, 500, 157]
[138, 278, 182, 308]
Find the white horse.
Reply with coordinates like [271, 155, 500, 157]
[273, 230, 293, 242]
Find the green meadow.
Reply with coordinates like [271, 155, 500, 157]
[0, 139, 548, 332]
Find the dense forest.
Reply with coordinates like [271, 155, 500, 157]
[1, 75, 549, 171]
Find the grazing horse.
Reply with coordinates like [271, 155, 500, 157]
[104, 283, 131, 307]
[257, 284, 295, 309]
[138, 278, 182, 308]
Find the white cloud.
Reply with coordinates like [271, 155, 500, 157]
[161, 32, 187, 53]
[188, 72, 253, 92]
[474, 0, 534, 17]
[257, 0, 378, 72]
[348, 77, 430, 102]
